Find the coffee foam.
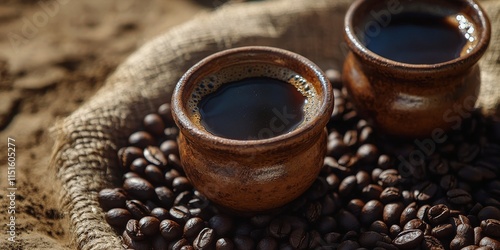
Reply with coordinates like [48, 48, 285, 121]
[187, 64, 320, 132]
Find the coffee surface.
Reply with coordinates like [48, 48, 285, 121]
[366, 13, 468, 64]
[198, 77, 306, 140]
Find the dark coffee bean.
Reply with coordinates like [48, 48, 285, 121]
[284, 215, 308, 230]
[320, 195, 337, 215]
[129, 131, 156, 148]
[168, 154, 184, 172]
[158, 103, 174, 125]
[371, 168, 383, 183]
[417, 205, 430, 222]
[122, 230, 151, 250]
[165, 169, 181, 188]
[145, 164, 164, 184]
[356, 171, 371, 191]
[126, 219, 145, 240]
[450, 224, 474, 250]
[337, 209, 361, 232]
[323, 232, 342, 245]
[383, 202, 404, 226]
[138, 216, 160, 236]
[393, 229, 424, 249]
[339, 175, 357, 197]
[304, 202, 322, 223]
[447, 188, 473, 205]
[440, 174, 458, 190]
[164, 127, 179, 140]
[144, 146, 168, 168]
[289, 228, 309, 249]
[427, 204, 450, 225]
[118, 146, 143, 169]
[377, 154, 392, 169]
[123, 172, 140, 180]
[209, 215, 234, 237]
[160, 219, 182, 241]
[359, 126, 374, 144]
[359, 231, 386, 248]
[346, 199, 365, 217]
[181, 246, 194, 250]
[151, 207, 170, 221]
[404, 218, 427, 231]
[325, 173, 340, 190]
[479, 236, 500, 249]
[421, 235, 445, 250]
[215, 238, 234, 250]
[401, 190, 414, 205]
[344, 130, 358, 147]
[308, 230, 323, 249]
[306, 177, 329, 200]
[327, 138, 349, 158]
[361, 200, 384, 226]
[174, 191, 192, 205]
[268, 217, 291, 239]
[159, 140, 178, 158]
[474, 226, 482, 245]
[170, 206, 190, 224]
[379, 187, 401, 204]
[390, 224, 402, 239]
[369, 220, 389, 235]
[337, 240, 360, 250]
[478, 206, 500, 221]
[124, 177, 155, 200]
[378, 169, 400, 187]
[144, 114, 166, 137]
[400, 202, 418, 226]
[184, 217, 205, 240]
[316, 216, 337, 234]
[170, 238, 189, 250]
[362, 184, 383, 201]
[98, 188, 127, 211]
[431, 223, 454, 239]
[427, 156, 449, 176]
[105, 208, 132, 228]
[152, 234, 169, 250]
[481, 219, 500, 238]
[457, 143, 480, 163]
[233, 235, 255, 250]
[155, 186, 174, 208]
[126, 200, 150, 219]
[357, 144, 379, 164]
[412, 181, 438, 202]
[253, 237, 276, 250]
[458, 165, 483, 182]
[130, 158, 148, 175]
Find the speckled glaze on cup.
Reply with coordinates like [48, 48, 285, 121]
[343, 0, 491, 138]
[171, 46, 334, 213]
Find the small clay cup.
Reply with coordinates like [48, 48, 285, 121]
[171, 46, 333, 213]
[343, 0, 491, 137]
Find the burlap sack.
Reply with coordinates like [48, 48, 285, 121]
[50, 0, 499, 249]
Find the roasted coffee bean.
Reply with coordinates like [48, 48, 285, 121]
[209, 215, 234, 237]
[215, 238, 234, 250]
[170, 205, 190, 224]
[457, 143, 480, 163]
[145, 164, 164, 184]
[323, 232, 342, 245]
[372, 168, 383, 183]
[126, 200, 150, 219]
[122, 230, 151, 250]
[320, 195, 337, 215]
[181, 246, 194, 250]
[304, 202, 322, 223]
[150, 207, 170, 221]
[421, 235, 445, 250]
[233, 235, 255, 250]
[390, 224, 402, 239]
[412, 181, 438, 202]
[416, 205, 430, 222]
[255, 236, 278, 250]
[155, 186, 174, 208]
[377, 154, 392, 169]
[343, 130, 358, 147]
[123, 171, 140, 180]
[355, 170, 371, 190]
[165, 169, 181, 188]
[139, 216, 160, 236]
[144, 113, 166, 136]
[427, 156, 449, 176]
[404, 218, 427, 231]
[164, 127, 180, 140]
[359, 231, 387, 248]
[118, 146, 143, 169]
[289, 228, 309, 249]
[474, 226, 482, 245]
[337, 240, 360, 250]
[124, 177, 155, 200]
[362, 184, 383, 201]
[369, 220, 389, 235]
[383, 202, 404, 226]
[427, 204, 450, 225]
[401, 190, 414, 205]
[268, 217, 292, 239]
[316, 216, 337, 234]
[337, 209, 361, 232]
[306, 178, 329, 200]
[105, 208, 132, 228]
[126, 219, 145, 240]
[168, 153, 184, 172]
[400, 202, 418, 226]
[458, 164, 483, 182]
[359, 126, 374, 145]
[98, 188, 127, 211]
[327, 138, 349, 158]
[480, 219, 500, 238]
[380, 187, 401, 204]
[431, 223, 454, 239]
[447, 188, 473, 205]
[144, 146, 168, 167]
[129, 131, 155, 148]
[157, 103, 174, 125]
[346, 199, 364, 217]
[393, 229, 424, 249]
[325, 173, 340, 191]
[160, 219, 182, 241]
[130, 158, 148, 175]
[174, 191, 192, 205]
[378, 169, 400, 187]
[361, 200, 384, 226]
[184, 217, 205, 240]
[478, 206, 500, 221]
[170, 238, 189, 250]
[450, 224, 474, 250]
[172, 177, 192, 194]
[479, 236, 500, 249]
[356, 144, 379, 164]
[152, 234, 169, 250]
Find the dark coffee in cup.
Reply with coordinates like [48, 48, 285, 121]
[187, 64, 319, 140]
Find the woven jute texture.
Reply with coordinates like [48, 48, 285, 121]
[50, 0, 499, 249]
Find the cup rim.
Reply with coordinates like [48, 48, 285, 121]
[344, 0, 491, 72]
[171, 46, 333, 151]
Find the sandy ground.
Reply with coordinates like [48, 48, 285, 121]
[0, 0, 220, 249]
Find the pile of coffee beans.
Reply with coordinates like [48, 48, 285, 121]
[99, 70, 500, 249]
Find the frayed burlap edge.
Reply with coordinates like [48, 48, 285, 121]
[50, 0, 499, 249]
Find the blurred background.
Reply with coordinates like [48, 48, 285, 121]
[0, 1, 261, 249]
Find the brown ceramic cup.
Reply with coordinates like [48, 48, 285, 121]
[171, 46, 333, 213]
[343, 0, 491, 138]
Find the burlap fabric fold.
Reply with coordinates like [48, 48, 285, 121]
[50, 0, 499, 249]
